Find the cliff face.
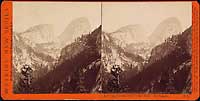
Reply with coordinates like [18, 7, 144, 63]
[31, 26, 102, 93]
[14, 16, 191, 94]
[20, 24, 55, 44]
[127, 27, 192, 93]
[149, 26, 191, 65]
[149, 17, 182, 46]
[13, 32, 57, 93]
[110, 24, 147, 47]
[57, 17, 91, 48]
[26, 26, 191, 94]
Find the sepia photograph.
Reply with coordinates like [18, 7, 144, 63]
[101, 2, 192, 93]
[12, 1, 192, 94]
[13, 2, 102, 93]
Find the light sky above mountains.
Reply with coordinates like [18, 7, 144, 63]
[13, 2, 101, 36]
[14, 2, 191, 37]
[102, 2, 192, 34]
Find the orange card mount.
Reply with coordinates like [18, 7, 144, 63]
[1, 1, 199, 100]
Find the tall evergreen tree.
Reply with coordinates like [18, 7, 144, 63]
[18, 64, 33, 93]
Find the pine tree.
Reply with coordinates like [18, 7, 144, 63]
[107, 65, 123, 93]
[18, 64, 33, 93]
[166, 68, 176, 93]
[76, 68, 87, 93]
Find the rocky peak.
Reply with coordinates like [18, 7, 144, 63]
[149, 17, 182, 46]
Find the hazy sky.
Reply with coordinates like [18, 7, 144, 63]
[13, 2, 101, 36]
[102, 2, 192, 34]
[14, 2, 192, 36]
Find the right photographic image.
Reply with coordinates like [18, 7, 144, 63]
[101, 2, 192, 93]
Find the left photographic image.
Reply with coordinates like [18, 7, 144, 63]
[12, 2, 102, 93]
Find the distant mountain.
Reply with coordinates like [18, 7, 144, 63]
[125, 42, 152, 62]
[127, 26, 192, 93]
[148, 26, 191, 65]
[13, 18, 92, 93]
[149, 17, 182, 46]
[13, 33, 55, 72]
[15, 24, 61, 58]
[102, 32, 146, 72]
[100, 30, 155, 93]
[13, 33, 56, 93]
[14, 16, 191, 94]
[20, 24, 55, 44]
[30, 25, 153, 93]
[31, 25, 101, 93]
[109, 24, 146, 48]
[57, 17, 91, 48]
